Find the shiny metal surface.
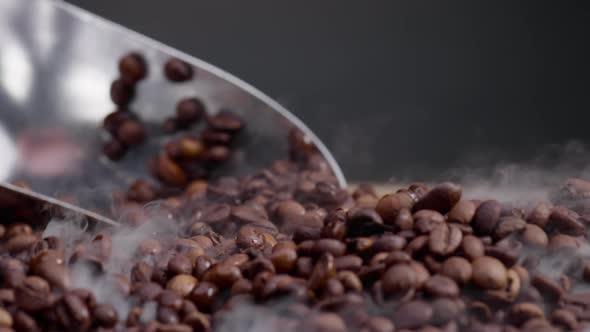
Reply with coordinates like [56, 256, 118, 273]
[0, 0, 346, 221]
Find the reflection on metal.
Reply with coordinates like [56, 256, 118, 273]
[0, 0, 346, 224]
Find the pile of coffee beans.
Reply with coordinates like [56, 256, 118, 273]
[3, 54, 590, 332]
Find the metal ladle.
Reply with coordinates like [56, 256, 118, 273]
[0, 0, 346, 227]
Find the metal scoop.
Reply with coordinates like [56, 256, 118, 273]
[0, 0, 346, 227]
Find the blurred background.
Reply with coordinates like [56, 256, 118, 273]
[67, 0, 590, 183]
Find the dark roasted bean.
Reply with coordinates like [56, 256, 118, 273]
[392, 300, 433, 330]
[110, 78, 134, 105]
[472, 200, 502, 236]
[413, 182, 462, 214]
[164, 58, 194, 82]
[472, 256, 507, 290]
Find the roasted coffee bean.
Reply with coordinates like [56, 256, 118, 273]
[392, 300, 433, 330]
[414, 182, 462, 214]
[116, 120, 145, 146]
[546, 206, 585, 236]
[414, 210, 445, 234]
[550, 308, 578, 330]
[493, 216, 526, 240]
[472, 256, 508, 290]
[203, 264, 242, 289]
[164, 58, 193, 82]
[167, 274, 198, 296]
[527, 201, 553, 228]
[448, 200, 476, 224]
[549, 234, 580, 249]
[312, 239, 346, 257]
[0, 308, 12, 328]
[5, 234, 37, 254]
[119, 52, 147, 83]
[308, 253, 336, 291]
[440, 256, 472, 284]
[93, 303, 118, 327]
[393, 207, 414, 230]
[382, 264, 417, 296]
[424, 275, 459, 297]
[134, 282, 163, 301]
[506, 302, 544, 326]
[531, 274, 564, 301]
[15, 276, 53, 312]
[207, 111, 244, 132]
[154, 153, 188, 186]
[168, 255, 193, 276]
[0, 258, 26, 287]
[521, 224, 549, 247]
[472, 200, 502, 236]
[110, 78, 135, 105]
[303, 312, 346, 332]
[346, 207, 389, 236]
[103, 139, 127, 160]
[429, 224, 462, 256]
[131, 261, 153, 283]
[271, 247, 298, 273]
[335, 255, 363, 272]
[55, 293, 91, 331]
[376, 193, 414, 224]
[13, 311, 39, 332]
[362, 316, 395, 332]
[485, 238, 522, 267]
[176, 97, 205, 126]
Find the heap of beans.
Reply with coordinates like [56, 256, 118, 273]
[2, 54, 590, 332]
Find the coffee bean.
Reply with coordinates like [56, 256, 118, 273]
[376, 193, 414, 224]
[472, 200, 502, 236]
[440, 256, 472, 284]
[15, 276, 53, 312]
[303, 312, 346, 332]
[176, 97, 205, 127]
[432, 298, 464, 326]
[119, 52, 147, 83]
[5, 234, 37, 254]
[271, 247, 297, 273]
[392, 300, 433, 330]
[117, 120, 146, 146]
[362, 316, 395, 332]
[429, 224, 462, 256]
[382, 264, 417, 296]
[347, 207, 389, 236]
[203, 264, 242, 289]
[334, 255, 363, 272]
[55, 293, 91, 331]
[110, 78, 135, 106]
[547, 206, 585, 236]
[103, 139, 127, 160]
[551, 308, 578, 330]
[164, 58, 194, 82]
[413, 182, 462, 214]
[527, 201, 553, 228]
[183, 311, 211, 331]
[0, 258, 25, 288]
[493, 216, 526, 240]
[472, 256, 508, 290]
[168, 255, 192, 276]
[531, 274, 564, 301]
[14, 311, 40, 332]
[448, 200, 476, 224]
[424, 275, 459, 297]
[155, 153, 188, 186]
[312, 239, 346, 257]
[166, 274, 198, 297]
[549, 234, 580, 249]
[506, 302, 544, 326]
[414, 210, 445, 234]
[308, 253, 336, 291]
[521, 224, 548, 247]
[207, 111, 244, 132]
[0, 308, 12, 328]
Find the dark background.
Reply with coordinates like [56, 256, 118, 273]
[67, 0, 590, 182]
